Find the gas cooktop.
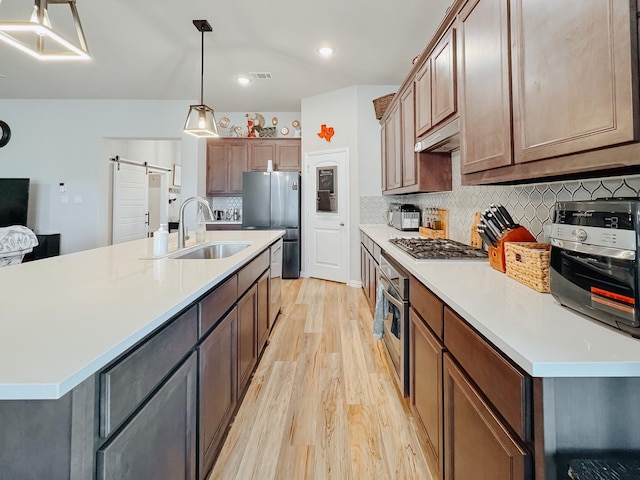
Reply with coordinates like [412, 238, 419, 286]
[390, 237, 488, 260]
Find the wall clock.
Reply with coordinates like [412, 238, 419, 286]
[0, 121, 10, 148]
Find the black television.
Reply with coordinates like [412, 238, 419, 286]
[0, 178, 30, 227]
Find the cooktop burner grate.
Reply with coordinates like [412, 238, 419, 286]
[390, 237, 488, 260]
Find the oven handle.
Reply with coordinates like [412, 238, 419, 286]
[551, 238, 635, 260]
[382, 287, 404, 311]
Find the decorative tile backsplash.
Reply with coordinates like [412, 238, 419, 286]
[361, 155, 640, 244]
[209, 197, 242, 211]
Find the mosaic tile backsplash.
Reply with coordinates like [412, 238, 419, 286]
[209, 196, 242, 211]
[360, 155, 640, 244]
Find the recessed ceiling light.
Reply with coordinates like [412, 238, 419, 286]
[237, 76, 250, 86]
[318, 46, 334, 57]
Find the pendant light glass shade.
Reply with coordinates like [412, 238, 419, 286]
[184, 104, 219, 137]
[0, 0, 90, 60]
[183, 20, 219, 138]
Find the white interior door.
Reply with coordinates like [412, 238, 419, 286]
[112, 163, 149, 244]
[147, 170, 169, 234]
[305, 149, 349, 282]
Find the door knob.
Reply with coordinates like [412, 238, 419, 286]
[339, 222, 344, 226]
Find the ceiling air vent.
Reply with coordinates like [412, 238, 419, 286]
[249, 72, 273, 80]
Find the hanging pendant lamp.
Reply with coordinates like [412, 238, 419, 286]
[0, 0, 90, 60]
[183, 19, 219, 138]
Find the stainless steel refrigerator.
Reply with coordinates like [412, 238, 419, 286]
[241, 171, 301, 279]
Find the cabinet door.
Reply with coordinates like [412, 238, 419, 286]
[458, 0, 512, 174]
[443, 354, 530, 480]
[384, 104, 402, 191]
[237, 284, 258, 395]
[400, 85, 417, 187]
[368, 253, 378, 309]
[277, 142, 301, 171]
[249, 142, 277, 171]
[410, 309, 444, 480]
[198, 308, 237, 480]
[381, 121, 388, 191]
[256, 270, 270, 356]
[415, 61, 433, 136]
[206, 142, 228, 196]
[361, 244, 370, 300]
[97, 354, 197, 480]
[227, 143, 248, 195]
[510, 0, 636, 164]
[431, 28, 456, 126]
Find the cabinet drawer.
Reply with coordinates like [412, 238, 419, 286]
[444, 307, 530, 441]
[99, 305, 198, 438]
[238, 250, 269, 295]
[200, 275, 238, 337]
[410, 276, 444, 339]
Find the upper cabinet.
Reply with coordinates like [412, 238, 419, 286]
[207, 138, 301, 196]
[206, 140, 248, 197]
[459, 0, 639, 184]
[510, 0, 635, 164]
[458, 0, 512, 174]
[248, 139, 301, 171]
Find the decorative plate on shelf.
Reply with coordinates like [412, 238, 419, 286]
[219, 117, 231, 128]
[292, 120, 300, 128]
[272, 116, 278, 126]
[234, 126, 244, 136]
[280, 127, 289, 136]
[254, 113, 265, 127]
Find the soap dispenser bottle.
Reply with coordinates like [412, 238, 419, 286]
[196, 205, 206, 243]
[153, 224, 169, 256]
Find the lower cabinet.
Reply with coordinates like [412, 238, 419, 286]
[198, 307, 238, 480]
[96, 353, 197, 480]
[237, 283, 258, 396]
[360, 234, 380, 311]
[410, 308, 444, 480]
[443, 354, 530, 480]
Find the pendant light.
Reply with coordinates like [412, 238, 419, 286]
[0, 0, 90, 60]
[183, 19, 219, 137]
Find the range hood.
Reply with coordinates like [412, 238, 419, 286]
[414, 117, 460, 153]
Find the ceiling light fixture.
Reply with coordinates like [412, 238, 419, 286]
[318, 46, 334, 57]
[237, 76, 250, 86]
[0, 0, 90, 60]
[183, 19, 219, 138]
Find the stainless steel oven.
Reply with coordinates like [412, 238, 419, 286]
[379, 252, 410, 397]
[549, 198, 640, 337]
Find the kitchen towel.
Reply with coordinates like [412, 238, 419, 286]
[373, 281, 387, 339]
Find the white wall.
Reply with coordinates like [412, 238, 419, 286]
[0, 100, 203, 254]
[301, 85, 398, 285]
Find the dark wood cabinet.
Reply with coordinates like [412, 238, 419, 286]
[198, 307, 237, 480]
[401, 85, 417, 187]
[410, 308, 445, 480]
[458, 0, 512, 175]
[360, 233, 380, 312]
[256, 270, 270, 356]
[248, 139, 301, 171]
[431, 28, 457, 127]
[459, 0, 640, 184]
[382, 90, 452, 195]
[206, 140, 248, 196]
[237, 284, 258, 396]
[97, 353, 197, 480]
[510, 0, 635, 164]
[415, 61, 432, 136]
[443, 354, 530, 480]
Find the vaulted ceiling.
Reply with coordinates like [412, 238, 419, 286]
[0, 0, 452, 111]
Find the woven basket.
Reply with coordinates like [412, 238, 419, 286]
[373, 93, 395, 120]
[504, 242, 551, 293]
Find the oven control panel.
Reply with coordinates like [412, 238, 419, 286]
[549, 224, 636, 250]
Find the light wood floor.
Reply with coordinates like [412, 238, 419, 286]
[209, 277, 434, 480]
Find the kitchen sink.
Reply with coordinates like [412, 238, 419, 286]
[169, 241, 252, 260]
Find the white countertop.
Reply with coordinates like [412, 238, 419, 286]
[360, 224, 640, 378]
[0, 230, 283, 400]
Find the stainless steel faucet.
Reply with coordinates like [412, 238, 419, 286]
[178, 196, 214, 249]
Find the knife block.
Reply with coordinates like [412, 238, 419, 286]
[488, 226, 536, 273]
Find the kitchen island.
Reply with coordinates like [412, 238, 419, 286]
[0, 229, 283, 480]
[360, 225, 640, 480]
